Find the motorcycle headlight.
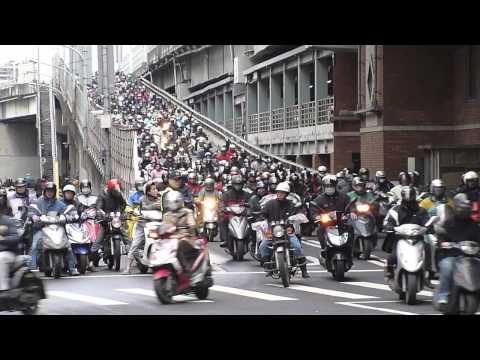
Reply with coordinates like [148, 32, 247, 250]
[356, 203, 370, 213]
[206, 223, 217, 229]
[273, 225, 285, 238]
[148, 229, 160, 239]
[112, 218, 122, 228]
[461, 244, 479, 255]
[203, 199, 217, 210]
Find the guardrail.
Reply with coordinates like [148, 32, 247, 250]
[140, 77, 314, 171]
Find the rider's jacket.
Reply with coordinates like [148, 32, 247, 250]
[312, 192, 351, 214]
[127, 191, 143, 206]
[219, 189, 250, 220]
[96, 190, 127, 214]
[7, 192, 36, 219]
[0, 214, 20, 252]
[419, 196, 453, 217]
[347, 191, 376, 204]
[261, 198, 297, 223]
[383, 203, 429, 231]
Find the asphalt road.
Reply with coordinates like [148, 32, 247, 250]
[2, 235, 445, 315]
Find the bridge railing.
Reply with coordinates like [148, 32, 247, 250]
[140, 77, 314, 171]
[110, 126, 137, 199]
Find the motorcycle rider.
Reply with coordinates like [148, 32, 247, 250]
[248, 181, 268, 215]
[336, 171, 352, 195]
[382, 186, 430, 280]
[186, 173, 202, 197]
[30, 182, 80, 276]
[76, 179, 98, 271]
[455, 171, 480, 202]
[7, 178, 35, 219]
[432, 193, 480, 310]
[312, 175, 351, 256]
[358, 168, 376, 192]
[374, 170, 395, 193]
[94, 179, 127, 266]
[123, 181, 163, 274]
[162, 190, 200, 275]
[0, 192, 21, 297]
[219, 175, 251, 248]
[419, 179, 453, 217]
[347, 177, 376, 204]
[289, 173, 307, 198]
[259, 182, 310, 278]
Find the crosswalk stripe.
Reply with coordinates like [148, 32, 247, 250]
[210, 285, 297, 301]
[336, 301, 419, 315]
[341, 281, 434, 297]
[303, 240, 322, 249]
[266, 284, 379, 300]
[306, 256, 320, 266]
[48, 291, 127, 306]
[116, 288, 214, 303]
[367, 260, 385, 267]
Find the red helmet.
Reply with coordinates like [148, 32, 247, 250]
[107, 179, 121, 191]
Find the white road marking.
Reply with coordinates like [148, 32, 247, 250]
[48, 291, 127, 306]
[431, 280, 439, 285]
[116, 288, 213, 303]
[210, 285, 297, 301]
[367, 260, 385, 267]
[267, 284, 379, 300]
[303, 240, 323, 249]
[341, 281, 434, 297]
[306, 256, 320, 266]
[336, 301, 419, 315]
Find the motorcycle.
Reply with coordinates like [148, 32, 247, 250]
[315, 211, 353, 281]
[436, 241, 480, 314]
[387, 223, 429, 305]
[147, 223, 213, 304]
[199, 198, 219, 242]
[133, 209, 163, 274]
[224, 204, 250, 261]
[29, 204, 74, 278]
[0, 255, 46, 315]
[249, 211, 266, 262]
[101, 211, 127, 272]
[67, 208, 99, 274]
[301, 193, 316, 236]
[263, 214, 308, 287]
[349, 201, 377, 260]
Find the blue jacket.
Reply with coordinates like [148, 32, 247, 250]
[127, 191, 143, 206]
[35, 196, 66, 215]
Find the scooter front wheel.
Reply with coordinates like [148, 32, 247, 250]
[154, 276, 176, 304]
[406, 273, 417, 305]
[333, 260, 345, 282]
[78, 254, 88, 274]
[22, 302, 39, 315]
[194, 285, 209, 300]
[53, 254, 62, 279]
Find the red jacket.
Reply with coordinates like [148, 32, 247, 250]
[214, 182, 223, 192]
[215, 153, 232, 162]
[186, 182, 202, 196]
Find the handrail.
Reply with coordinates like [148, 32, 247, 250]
[140, 77, 314, 172]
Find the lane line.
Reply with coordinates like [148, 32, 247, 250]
[48, 291, 127, 306]
[116, 288, 213, 303]
[41, 274, 151, 280]
[303, 241, 323, 249]
[336, 301, 419, 315]
[367, 260, 385, 267]
[306, 256, 320, 266]
[341, 281, 434, 297]
[210, 285, 297, 301]
[266, 284, 379, 300]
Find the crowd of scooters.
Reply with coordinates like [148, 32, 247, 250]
[1, 71, 480, 314]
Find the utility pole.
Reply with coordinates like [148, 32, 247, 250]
[36, 46, 43, 179]
[49, 78, 59, 190]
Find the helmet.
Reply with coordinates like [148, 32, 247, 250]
[44, 182, 57, 197]
[430, 179, 446, 199]
[290, 173, 299, 182]
[359, 168, 370, 181]
[261, 172, 270, 181]
[256, 181, 266, 190]
[221, 146, 227, 152]
[318, 166, 327, 174]
[204, 178, 215, 191]
[269, 176, 279, 191]
[453, 193, 472, 219]
[409, 171, 420, 186]
[276, 182, 290, 194]
[375, 170, 386, 184]
[463, 171, 479, 189]
[336, 171, 345, 179]
[400, 186, 417, 203]
[322, 175, 338, 187]
[231, 175, 244, 191]
[187, 173, 197, 182]
[80, 179, 91, 189]
[352, 177, 366, 194]
[230, 166, 239, 175]
[163, 191, 184, 212]
[398, 172, 411, 186]
[14, 178, 26, 188]
[107, 179, 122, 192]
[135, 178, 145, 192]
[63, 184, 76, 196]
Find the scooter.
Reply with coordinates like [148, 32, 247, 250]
[224, 204, 250, 261]
[29, 204, 74, 278]
[101, 211, 128, 272]
[315, 211, 353, 281]
[387, 223, 429, 305]
[133, 209, 163, 274]
[249, 211, 266, 262]
[148, 223, 213, 304]
[199, 198, 219, 242]
[435, 241, 480, 315]
[349, 201, 377, 260]
[0, 255, 46, 315]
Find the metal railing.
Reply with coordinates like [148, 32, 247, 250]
[248, 114, 259, 134]
[140, 77, 313, 171]
[225, 118, 234, 132]
[258, 111, 270, 133]
[285, 105, 299, 129]
[234, 116, 243, 136]
[300, 101, 316, 127]
[271, 108, 284, 131]
[318, 96, 334, 124]
[110, 126, 137, 198]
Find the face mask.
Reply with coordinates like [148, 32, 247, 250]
[325, 187, 336, 196]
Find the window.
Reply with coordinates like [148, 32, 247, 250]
[327, 65, 334, 97]
[309, 71, 315, 101]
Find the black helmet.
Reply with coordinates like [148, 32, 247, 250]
[359, 168, 369, 182]
[256, 181, 266, 190]
[453, 193, 472, 220]
[400, 186, 417, 203]
[352, 177, 366, 194]
[43, 182, 57, 197]
[398, 172, 411, 186]
[135, 178, 145, 192]
[80, 179, 91, 189]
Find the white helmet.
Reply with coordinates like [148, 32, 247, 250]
[276, 182, 290, 193]
[63, 184, 76, 195]
[463, 171, 479, 183]
[163, 190, 184, 211]
[318, 166, 328, 173]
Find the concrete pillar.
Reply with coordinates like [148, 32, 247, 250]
[271, 73, 282, 110]
[317, 57, 329, 99]
[215, 93, 224, 124]
[208, 95, 215, 120]
[284, 69, 295, 107]
[298, 58, 310, 105]
[201, 99, 207, 116]
[258, 76, 269, 113]
[246, 83, 257, 115]
[224, 92, 233, 120]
